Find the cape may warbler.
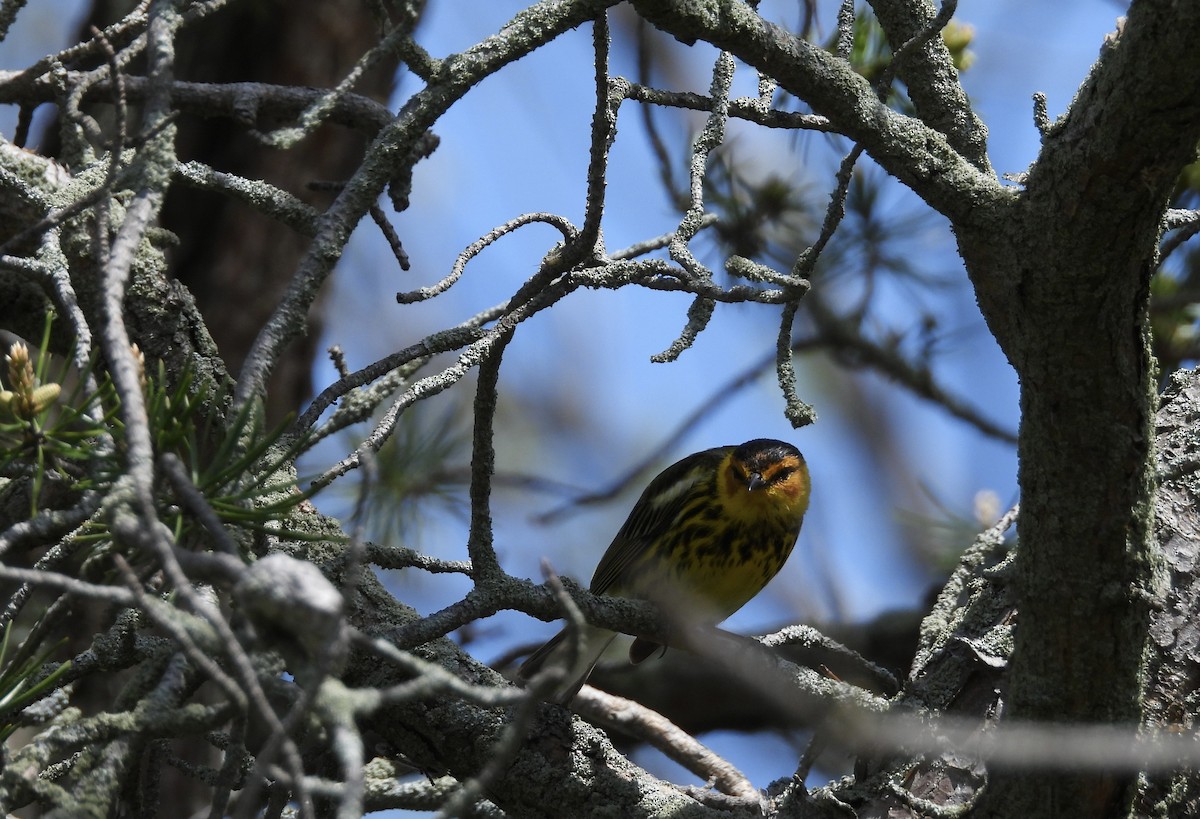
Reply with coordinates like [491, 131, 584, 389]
[519, 438, 810, 703]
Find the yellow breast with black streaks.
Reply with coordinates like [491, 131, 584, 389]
[606, 439, 809, 623]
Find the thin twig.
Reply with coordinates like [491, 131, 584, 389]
[0, 563, 135, 605]
[580, 13, 615, 250]
[573, 686, 759, 800]
[395, 212, 576, 305]
[652, 49, 738, 363]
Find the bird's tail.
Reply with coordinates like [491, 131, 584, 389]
[517, 624, 617, 704]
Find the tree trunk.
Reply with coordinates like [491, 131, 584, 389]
[959, 5, 1200, 814]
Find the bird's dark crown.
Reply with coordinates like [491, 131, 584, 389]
[731, 438, 803, 472]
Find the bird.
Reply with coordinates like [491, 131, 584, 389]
[518, 438, 810, 703]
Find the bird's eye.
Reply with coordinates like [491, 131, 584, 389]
[771, 466, 794, 483]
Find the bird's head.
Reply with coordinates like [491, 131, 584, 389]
[717, 438, 810, 523]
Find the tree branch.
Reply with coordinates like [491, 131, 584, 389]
[628, 0, 1009, 225]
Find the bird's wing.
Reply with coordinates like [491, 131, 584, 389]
[589, 446, 731, 595]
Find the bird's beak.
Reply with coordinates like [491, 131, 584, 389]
[747, 472, 766, 491]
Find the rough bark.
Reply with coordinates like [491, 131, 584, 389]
[1134, 367, 1200, 817]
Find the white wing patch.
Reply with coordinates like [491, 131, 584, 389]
[650, 468, 705, 516]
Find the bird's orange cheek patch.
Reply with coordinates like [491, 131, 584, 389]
[771, 476, 811, 515]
